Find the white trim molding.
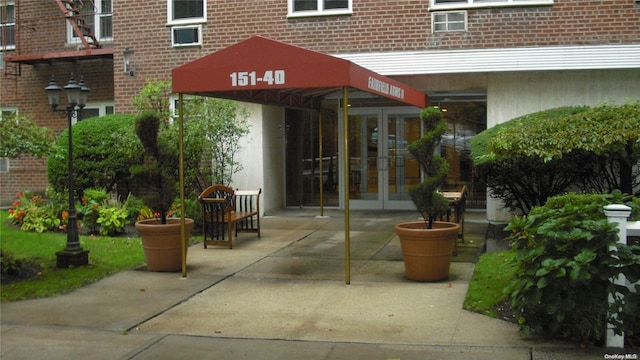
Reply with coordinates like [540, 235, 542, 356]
[336, 44, 640, 76]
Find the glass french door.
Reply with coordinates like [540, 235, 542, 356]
[345, 108, 421, 210]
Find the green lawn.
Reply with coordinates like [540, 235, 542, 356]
[463, 249, 516, 318]
[1, 210, 145, 302]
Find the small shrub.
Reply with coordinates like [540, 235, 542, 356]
[506, 191, 640, 344]
[123, 194, 146, 223]
[8, 192, 60, 232]
[1, 249, 24, 276]
[97, 206, 129, 236]
[78, 188, 109, 234]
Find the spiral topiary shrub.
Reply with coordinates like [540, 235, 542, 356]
[407, 106, 451, 228]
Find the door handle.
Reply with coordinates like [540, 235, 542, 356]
[378, 156, 388, 171]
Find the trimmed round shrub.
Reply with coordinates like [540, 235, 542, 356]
[472, 102, 640, 214]
[47, 114, 143, 198]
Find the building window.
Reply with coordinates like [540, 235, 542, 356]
[67, 0, 113, 45]
[1, 107, 17, 119]
[0, 157, 8, 174]
[288, 0, 352, 17]
[167, 0, 206, 47]
[172, 25, 202, 47]
[167, 0, 206, 24]
[1, 1, 15, 50]
[79, 103, 114, 122]
[430, 0, 553, 10]
[432, 11, 466, 32]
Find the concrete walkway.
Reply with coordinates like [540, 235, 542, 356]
[0, 210, 623, 359]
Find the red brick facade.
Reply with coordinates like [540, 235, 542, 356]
[1, 0, 639, 205]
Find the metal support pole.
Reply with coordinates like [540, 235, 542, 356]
[319, 110, 324, 217]
[179, 93, 187, 278]
[342, 87, 351, 285]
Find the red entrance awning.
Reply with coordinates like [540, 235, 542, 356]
[172, 36, 426, 109]
[172, 36, 427, 282]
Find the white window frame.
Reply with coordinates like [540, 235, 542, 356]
[167, 0, 207, 26]
[1, 106, 17, 119]
[432, 11, 467, 33]
[1, 1, 15, 50]
[167, 0, 206, 48]
[0, 157, 8, 174]
[76, 102, 114, 124]
[170, 96, 196, 123]
[430, 0, 553, 11]
[66, 0, 113, 45]
[287, 0, 353, 18]
[171, 24, 203, 47]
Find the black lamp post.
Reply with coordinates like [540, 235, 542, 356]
[45, 74, 90, 268]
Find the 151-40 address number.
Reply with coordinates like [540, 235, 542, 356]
[230, 70, 285, 87]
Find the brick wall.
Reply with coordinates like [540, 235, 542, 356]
[1, 2, 114, 205]
[0, 58, 114, 205]
[113, 0, 640, 112]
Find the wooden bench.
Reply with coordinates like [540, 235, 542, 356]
[441, 185, 467, 255]
[198, 185, 261, 249]
[441, 185, 467, 242]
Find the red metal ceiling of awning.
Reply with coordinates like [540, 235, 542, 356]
[172, 36, 426, 109]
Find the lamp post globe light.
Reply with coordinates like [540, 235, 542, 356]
[45, 74, 90, 268]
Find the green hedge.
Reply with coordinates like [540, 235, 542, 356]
[47, 114, 143, 198]
[471, 102, 640, 213]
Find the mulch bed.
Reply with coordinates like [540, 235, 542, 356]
[1, 261, 42, 285]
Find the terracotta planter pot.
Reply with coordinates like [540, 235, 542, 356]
[135, 218, 194, 272]
[394, 221, 460, 282]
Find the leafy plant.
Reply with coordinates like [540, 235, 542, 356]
[97, 206, 129, 236]
[122, 193, 146, 222]
[184, 97, 251, 186]
[0, 112, 55, 158]
[472, 102, 640, 214]
[77, 188, 109, 234]
[505, 192, 640, 344]
[131, 79, 172, 121]
[407, 107, 451, 228]
[8, 192, 61, 232]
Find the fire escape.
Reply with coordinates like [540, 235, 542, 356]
[3, 0, 113, 70]
[57, 0, 101, 50]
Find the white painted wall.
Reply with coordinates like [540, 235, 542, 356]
[260, 105, 286, 214]
[230, 102, 264, 209]
[486, 69, 640, 222]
